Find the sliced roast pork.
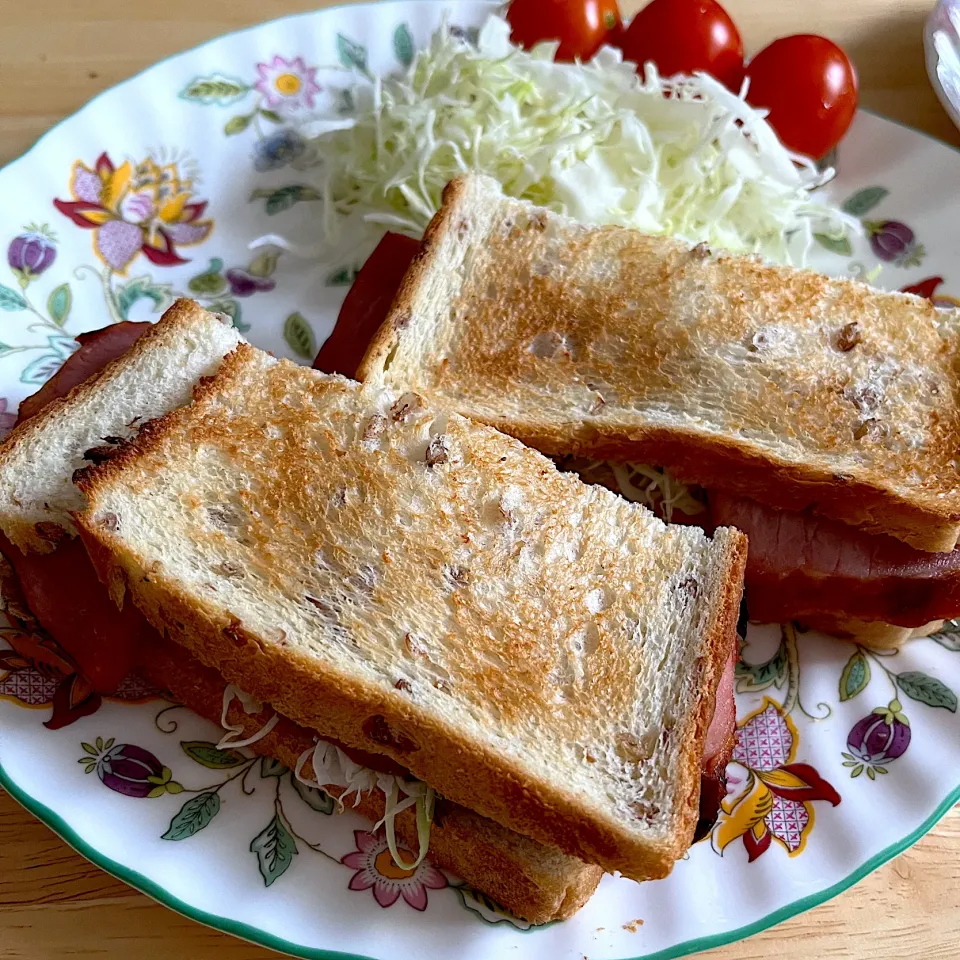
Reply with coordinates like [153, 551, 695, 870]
[710, 492, 960, 628]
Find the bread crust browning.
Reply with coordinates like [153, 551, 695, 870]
[136, 635, 602, 924]
[76, 344, 747, 881]
[360, 175, 960, 553]
[449, 422, 960, 554]
[0, 299, 239, 553]
[665, 527, 747, 862]
[78, 484, 705, 881]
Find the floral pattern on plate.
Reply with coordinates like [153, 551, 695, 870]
[2, 4, 960, 960]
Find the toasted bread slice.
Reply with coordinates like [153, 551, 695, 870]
[358, 174, 960, 552]
[77, 343, 746, 880]
[0, 300, 242, 553]
[136, 634, 602, 924]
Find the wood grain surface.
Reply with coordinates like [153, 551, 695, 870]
[1, 1, 959, 957]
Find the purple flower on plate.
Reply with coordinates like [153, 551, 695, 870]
[79, 740, 184, 798]
[253, 128, 307, 172]
[864, 219, 925, 267]
[254, 55, 321, 111]
[8, 227, 56, 282]
[225, 267, 276, 297]
[843, 699, 911, 778]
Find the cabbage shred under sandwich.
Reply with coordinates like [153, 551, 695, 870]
[218, 684, 437, 870]
[295, 740, 436, 870]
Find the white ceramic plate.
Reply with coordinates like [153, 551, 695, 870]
[2, 4, 960, 959]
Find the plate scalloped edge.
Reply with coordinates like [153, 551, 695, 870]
[3, 759, 959, 960]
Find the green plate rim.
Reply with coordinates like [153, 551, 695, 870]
[3, 758, 959, 960]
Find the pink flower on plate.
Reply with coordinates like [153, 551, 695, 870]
[712, 699, 841, 862]
[254, 55, 321, 111]
[341, 829, 447, 910]
[54, 153, 212, 274]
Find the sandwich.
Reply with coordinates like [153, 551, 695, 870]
[0, 301, 745, 921]
[346, 173, 960, 649]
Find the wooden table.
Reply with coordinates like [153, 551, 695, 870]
[1, 1, 959, 957]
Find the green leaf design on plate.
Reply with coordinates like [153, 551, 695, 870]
[179, 74, 250, 106]
[19, 336, 74, 385]
[814, 232, 853, 256]
[839, 650, 870, 701]
[115, 275, 175, 319]
[180, 740, 248, 769]
[161, 792, 221, 841]
[187, 258, 226, 296]
[337, 34, 369, 75]
[454, 885, 533, 929]
[324, 265, 360, 287]
[283, 312, 316, 359]
[931, 620, 960, 652]
[81, 742, 96, 755]
[735, 634, 787, 693]
[46, 283, 71, 327]
[0, 284, 27, 311]
[250, 814, 297, 886]
[260, 756, 288, 778]
[394, 23, 415, 67]
[259, 108, 283, 124]
[290, 773, 334, 814]
[224, 114, 252, 136]
[247, 249, 280, 278]
[205, 298, 249, 334]
[841, 186, 889, 218]
[250, 185, 322, 216]
[896, 671, 958, 712]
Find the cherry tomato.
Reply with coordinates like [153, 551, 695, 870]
[620, 0, 744, 90]
[507, 0, 623, 62]
[745, 35, 858, 159]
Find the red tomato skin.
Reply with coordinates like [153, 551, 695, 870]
[745, 34, 858, 159]
[620, 0, 745, 90]
[507, 0, 624, 62]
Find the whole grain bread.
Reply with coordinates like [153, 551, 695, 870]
[358, 174, 960, 553]
[77, 343, 746, 881]
[136, 634, 602, 924]
[0, 300, 242, 553]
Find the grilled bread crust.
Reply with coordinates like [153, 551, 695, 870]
[136, 635, 603, 924]
[359, 174, 960, 553]
[0, 300, 241, 553]
[77, 343, 746, 881]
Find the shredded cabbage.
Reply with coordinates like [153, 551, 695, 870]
[295, 738, 435, 871]
[217, 684, 279, 749]
[575, 460, 704, 521]
[302, 14, 856, 265]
